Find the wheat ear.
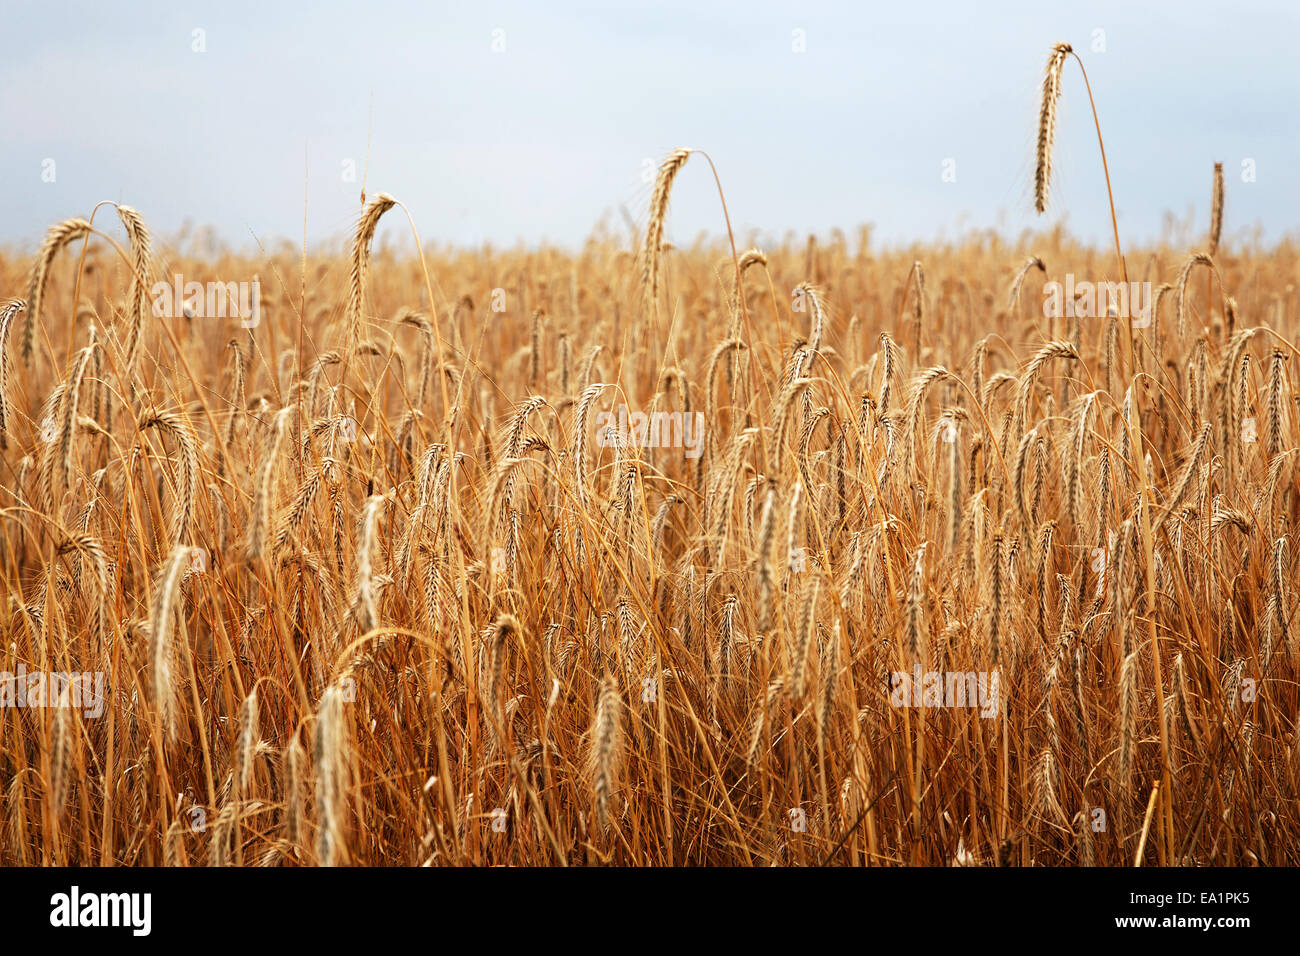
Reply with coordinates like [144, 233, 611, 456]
[642, 148, 691, 318]
[1034, 43, 1072, 214]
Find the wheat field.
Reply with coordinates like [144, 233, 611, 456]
[2, 52, 1298, 868]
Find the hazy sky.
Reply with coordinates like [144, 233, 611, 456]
[2, 1, 1295, 255]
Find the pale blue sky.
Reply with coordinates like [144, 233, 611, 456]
[1, 1, 1295, 254]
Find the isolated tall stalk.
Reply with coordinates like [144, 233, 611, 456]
[1034, 41, 1173, 861]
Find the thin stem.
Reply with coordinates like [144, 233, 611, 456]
[1070, 48, 1174, 864]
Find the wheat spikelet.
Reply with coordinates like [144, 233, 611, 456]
[784, 478, 804, 577]
[905, 543, 927, 662]
[139, 406, 201, 545]
[1014, 340, 1078, 439]
[903, 365, 951, 481]
[209, 801, 237, 867]
[942, 415, 963, 551]
[755, 479, 779, 633]
[989, 532, 1005, 665]
[1034, 43, 1072, 214]
[717, 593, 738, 691]
[1074, 805, 1096, 866]
[642, 148, 691, 318]
[578, 344, 603, 389]
[650, 493, 681, 563]
[1008, 256, 1046, 310]
[704, 335, 746, 452]
[1209, 162, 1225, 256]
[1265, 348, 1287, 460]
[1117, 649, 1138, 791]
[1094, 447, 1112, 552]
[817, 621, 841, 746]
[236, 688, 259, 794]
[771, 376, 816, 459]
[1174, 253, 1213, 339]
[47, 343, 95, 516]
[32, 384, 66, 516]
[163, 819, 184, 867]
[49, 702, 72, 822]
[789, 577, 819, 699]
[1273, 537, 1290, 651]
[22, 218, 91, 367]
[746, 678, 787, 767]
[1156, 421, 1212, 534]
[247, 405, 294, 560]
[274, 464, 325, 555]
[705, 429, 757, 565]
[285, 734, 306, 847]
[1063, 392, 1100, 532]
[529, 309, 544, 389]
[0, 299, 27, 449]
[572, 383, 608, 509]
[116, 205, 154, 373]
[795, 282, 828, 354]
[879, 331, 903, 414]
[729, 247, 767, 339]
[345, 193, 397, 356]
[354, 493, 387, 633]
[1170, 652, 1199, 750]
[1035, 521, 1057, 637]
[149, 545, 191, 742]
[314, 683, 348, 865]
[557, 330, 571, 395]
[4, 776, 26, 865]
[56, 533, 112, 655]
[395, 307, 435, 406]
[910, 261, 926, 356]
[1013, 425, 1038, 528]
[486, 613, 520, 731]
[590, 675, 623, 829]
[1030, 749, 1068, 826]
